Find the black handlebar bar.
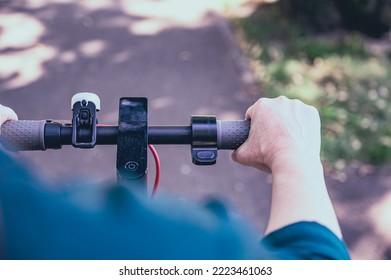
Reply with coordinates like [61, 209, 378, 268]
[0, 120, 250, 151]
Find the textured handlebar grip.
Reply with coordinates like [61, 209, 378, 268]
[217, 120, 250, 150]
[0, 120, 46, 151]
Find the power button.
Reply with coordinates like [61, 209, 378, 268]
[192, 148, 217, 165]
[196, 151, 216, 159]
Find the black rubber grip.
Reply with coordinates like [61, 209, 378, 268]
[217, 120, 250, 150]
[0, 120, 46, 151]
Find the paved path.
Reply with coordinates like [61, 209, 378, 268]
[1, 0, 391, 259]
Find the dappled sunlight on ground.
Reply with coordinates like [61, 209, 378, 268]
[150, 96, 175, 110]
[78, 39, 107, 58]
[0, 0, 255, 91]
[0, 12, 57, 90]
[0, 13, 45, 49]
[120, 0, 218, 35]
[327, 163, 391, 259]
[0, 45, 57, 90]
[347, 189, 391, 259]
[370, 191, 391, 244]
[22, 0, 113, 10]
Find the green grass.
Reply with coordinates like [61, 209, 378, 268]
[232, 6, 391, 170]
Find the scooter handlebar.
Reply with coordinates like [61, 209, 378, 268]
[0, 120, 250, 151]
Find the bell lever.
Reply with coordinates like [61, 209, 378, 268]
[71, 92, 100, 148]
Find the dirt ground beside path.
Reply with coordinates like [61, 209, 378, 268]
[327, 164, 391, 259]
[1, 0, 391, 260]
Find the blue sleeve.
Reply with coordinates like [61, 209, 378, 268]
[261, 221, 351, 259]
[0, 150, 350, 260]
[0, 150, 263, 260]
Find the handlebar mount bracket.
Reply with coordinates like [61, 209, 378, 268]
[116, 97, 148, 188]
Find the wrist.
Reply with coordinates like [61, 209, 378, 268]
[270, 150, 323, 176]
[266, 151, 342, 239]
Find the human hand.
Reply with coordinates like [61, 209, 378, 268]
[233, 97, 343, 238]
[232, 96, 321, 173]
[0, 104, 18, 131]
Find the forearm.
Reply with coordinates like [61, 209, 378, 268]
[265, 155, 342, 239]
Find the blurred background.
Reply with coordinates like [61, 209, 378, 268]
[1, 0, 391, 259]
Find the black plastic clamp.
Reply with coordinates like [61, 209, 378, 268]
[191, 115, 218, 165]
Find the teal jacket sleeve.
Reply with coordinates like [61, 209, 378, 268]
[261, 221, 351, 259]
[0, 149, 350, 260]
[0, 150, 264, 259]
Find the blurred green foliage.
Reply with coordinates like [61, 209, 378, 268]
[232, 4, 391, 170]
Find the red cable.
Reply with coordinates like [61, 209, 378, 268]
[148, 144, 161, 197]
